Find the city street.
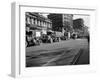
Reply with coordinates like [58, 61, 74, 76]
[26, 39, 89, 67]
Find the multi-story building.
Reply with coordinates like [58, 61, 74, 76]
[48, 14, 73, 37]
[26, 12, 52, 37]
[63, 14, 73, 31]
[73, 18, 84, 30]
[73, 18, 89, 37]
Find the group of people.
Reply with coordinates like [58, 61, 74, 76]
[26, 31, 62, 47]
[26, 27, 89, 47]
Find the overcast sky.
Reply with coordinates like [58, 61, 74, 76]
[39, 13, 49, 18]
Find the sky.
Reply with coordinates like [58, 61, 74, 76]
[39, 13, 49, 18]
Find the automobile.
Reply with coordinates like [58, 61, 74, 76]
[50, 35, 59, 42]
[26, 38, 36, 47]
[71, 33, 77, 39]
[26, 36, 41, 47]
[60, 36, 66, 40]
[41, 34, 49, 43]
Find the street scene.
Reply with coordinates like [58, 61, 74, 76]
[25, 12, 90, 67]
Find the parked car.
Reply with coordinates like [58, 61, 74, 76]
[41, 34, 49, 43]
[71, 33, 77, 39]
[60, 36, 66, 40]
[26, 36, 36, 47]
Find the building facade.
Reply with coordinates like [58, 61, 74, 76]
[26, 12, 52, 37]
[73, 18, 84, 30]
[63, 14, 73, 31]
[73, 18, 89, 37]
[48, 14, 73, 37]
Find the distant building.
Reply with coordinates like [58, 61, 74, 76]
[73, 18, 89, 37]
[48, 14, 73, 37]
[26, 12, 52, 37]
[73, 18, 84, 30]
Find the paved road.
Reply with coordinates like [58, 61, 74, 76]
[26, 39, 89, 67]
